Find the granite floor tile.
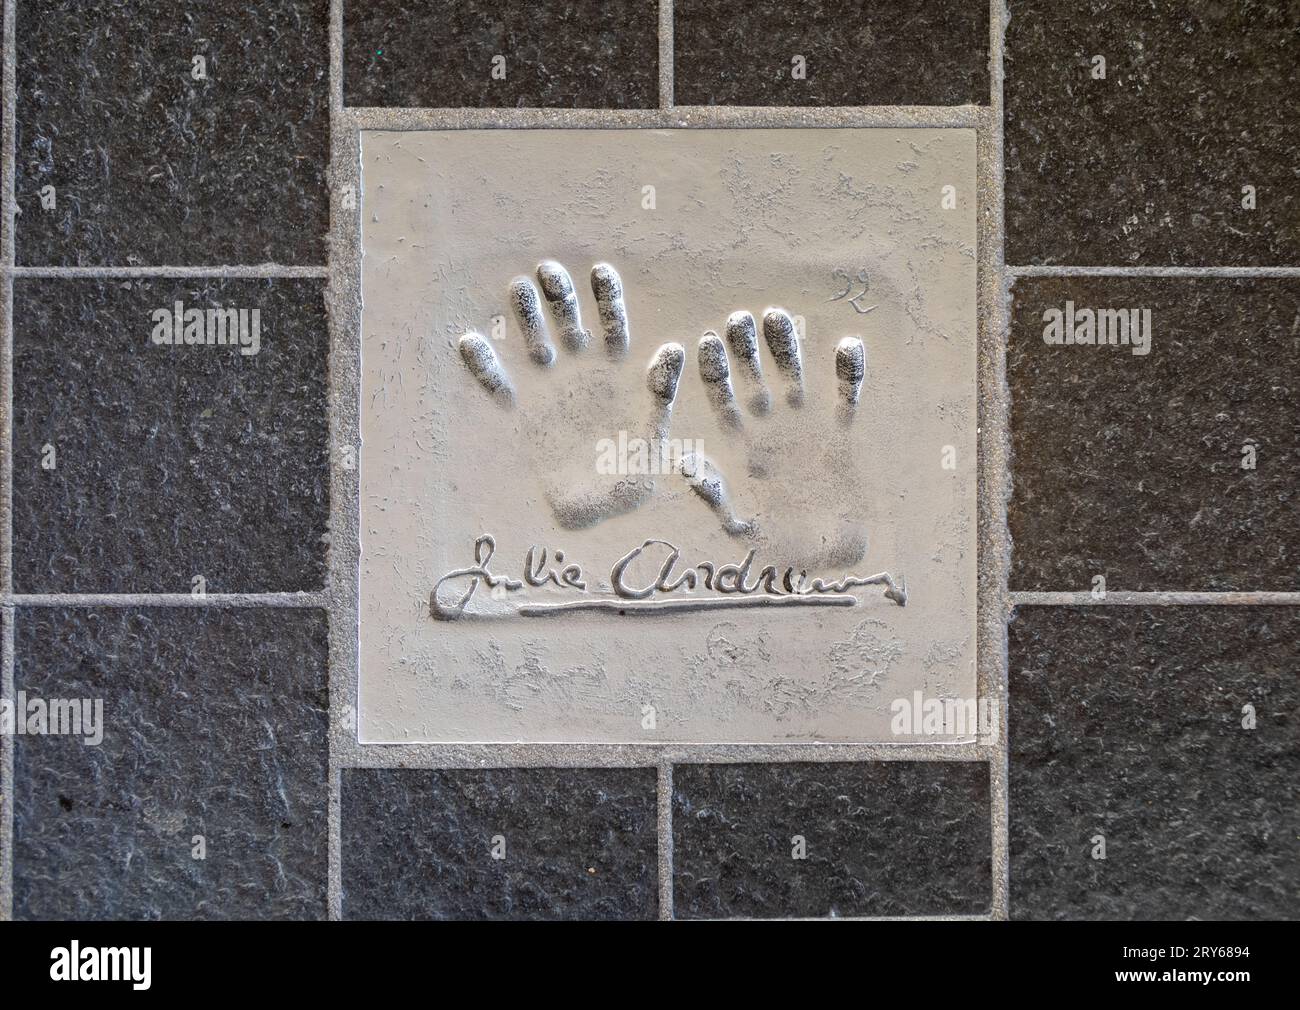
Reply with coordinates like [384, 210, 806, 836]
[13, 607, 330, 921]
[12, 278, 330, 594]
[1009, 277, 1299, 592]
[1006, 1, 1300, 266]
[15, 0, 329, 266]
[341, 767, 658, 920]
[344, 1, 659, 109]
[1, 0, 6, 255]
[674, 1, 989, 107]
[1009, 606, 1299, 920]
[672, 761, 991, 919]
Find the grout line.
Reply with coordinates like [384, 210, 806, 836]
[2, 0, 15, 594]
[330, 742, 995, 768]
[328, 766, 342, 921]
[1, 605, 13, 922]
[985, 0, 1012, 923]
[1, 0, 16, 924]
[1008, 264, 1300, 278]
[1010, 590, 1300, 606]
[5, 264, 328, 278]
[330, 0, 345, 116]
[2, 0, 11, 268]
[341, 105, 985, 131]
[327, 0, 346, 924]
[0, 271, 8, 601]
[706, 913, 998, 922]
[6, 592, 328, 608]
[658, 0, 673, 109]
[657, 762, 673, 920]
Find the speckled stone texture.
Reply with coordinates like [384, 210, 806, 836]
[674, 1, 989, 106]
[13, 607, 330, 920]
[1006, 1, 1300, 266]
[1009, 607, 1299, 920]
[16, 0, 329, 266]
[12, 278, 329, 593]
[1, 0, 6, 254]
[672, 762, 991, 919]
[341, 767, 658, 920]
[1009, 277, 1298, 592]
[344, 1, 659, 108]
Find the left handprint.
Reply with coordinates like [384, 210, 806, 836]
[457, 260, 686, 530]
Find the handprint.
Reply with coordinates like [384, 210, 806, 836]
[677, 306, 905, 604]
[457, 260, 686, 530]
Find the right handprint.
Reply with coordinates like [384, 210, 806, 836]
[679, 306, 905, 605]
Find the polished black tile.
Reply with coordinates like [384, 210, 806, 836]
[674, 0, 989, 106]
[1010, 606, 1299, 920]
[342, 767, 659, 920]
[12, 278, 329, 593]
[1009, 277, 1299, 592]
[344, 0, 659, 108]
[13, 607, 330, 920]
[16, 0, 329, 265]
[672, 761, 991, 919]
[1006, 1, 1300, 265]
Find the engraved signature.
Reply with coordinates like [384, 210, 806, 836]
[429, 535, 906, 620]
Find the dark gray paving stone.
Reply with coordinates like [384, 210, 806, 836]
[674, 1, 989, 107]
[12, 278, 329, 593]
[1009, 276, 1299, 592]
[672, 761, 991, 919]
[13, 607, 330, 921]
[1009, 606, 1299, 920]
[342, 767, 658, 920]
[16, 0, 329, 266]
[1, 0, 5, 255]
[1006, 1, 1300, 266]
[344, 1, 659, 108]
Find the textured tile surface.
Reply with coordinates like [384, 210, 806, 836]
[344, 1, 659, 108]
[1006, 1, 1300, 265]
[358, 128, 977, 745]
[1009, 277, 1299, 592]
[674, 0, 989, 107]
[341, 767, 658, 920]
[1009, 607, 1299, 920]
[672, 762, 991, 919]
[12, 278, 329, 593]
[16, 0, 329, 266]
[13, 607, 330, 920]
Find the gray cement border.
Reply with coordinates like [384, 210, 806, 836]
[983, 0, 1011, 922]
[1, 0, 16, 925]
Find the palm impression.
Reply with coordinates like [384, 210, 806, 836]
[457, 259, 685, 530]
[678, 307, 906, 605]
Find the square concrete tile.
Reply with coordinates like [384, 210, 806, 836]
[1006, 1, 1300, 265]
[1010, 606, 1299, 920]
[341, 767, 658, 920]
[15, 0, 329, 265]
[1009, 277, 1299, 592]
[675, 0, 990, 106]
[12, 607, 330, 921]
[12, 278, 329, 593]
[673, 761, 992, 919]
[344, 0, 659, 108]
[357, 127, 978, 743]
